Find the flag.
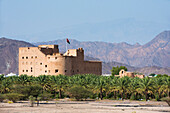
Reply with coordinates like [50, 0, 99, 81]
[66, 38, 70, 44]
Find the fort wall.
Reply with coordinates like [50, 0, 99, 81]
[19, 45, 102, 76]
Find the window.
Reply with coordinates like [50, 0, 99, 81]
[65, 70, 67, 72]
[55, 69, 58, 73]
[28, 47, 30, 49]
[55, 57, 57, 59]
[35, 56, 37, 59]
[77, 70, 79, 72]
[22, 62, 24, 65]
[31, 70, 33, 72]
[48, 57, 50, 59]
[26, 70, 28, 72]
[45, 65, 47, 68]
[22, 57, 24, 59]
[31, 67, 32, 69]
[45, 70, 47, 73]
[40, 63, 42, 65]
[48, 70, 50, 73]
[31, 56, 33, 59]
[26, 57, 28, 59]
[22, 70, 24, 72]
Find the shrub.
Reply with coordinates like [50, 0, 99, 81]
[67, 86, 93, 101]
[161, 97, 170, 106]
[8, 101, 13, 104]
[4, 93, 24, 103]
[0, 94, 5, 102]
[29, 95, 35, 107]
[38, 92, 52, 101]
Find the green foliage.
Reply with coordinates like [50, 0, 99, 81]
[67, 85, 93, 100]
[0, 94, 5, 102]
[156, 74, 168, 78]
[149, 73, 156, 77]
[38, 92, 52, 101]
[0, 74, 169, 101]
[161, 97, 170, 106]
[111, 66, 127, 76]
[29, 95, 35, 107]
[4, 93, 24, 102]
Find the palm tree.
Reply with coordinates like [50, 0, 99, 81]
[138, 77, 155, 101]
[128, 77, 140, 100]
[54, 75, 68, 98]
[116, 76, 131, 100]
[36, 75, 51, 92]
[0, 78, 12, 93]
[93, 76, 107, 100]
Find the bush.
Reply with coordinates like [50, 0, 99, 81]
[4, 93, 24, 102]
[161, 97, 170, 106]
[38, 92, 52, 101]
[67, 86, 93, 101]
[130, 94, 136, 100]
[29, 95, 35, 107]
[0, 94, 5, 102]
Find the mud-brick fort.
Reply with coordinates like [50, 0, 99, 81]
[19, 45, 102, 76]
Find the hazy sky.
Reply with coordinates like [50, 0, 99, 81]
[0, 0, 170, 43]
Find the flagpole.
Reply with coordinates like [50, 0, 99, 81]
[66, 38, 67, 52]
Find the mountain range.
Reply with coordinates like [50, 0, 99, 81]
[0, 31, 169, 75]
[34, 31, 170, 68]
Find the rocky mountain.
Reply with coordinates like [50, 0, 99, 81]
[34, 31, 170, 67]
[102, 62, 170, 75]
[0, 31, 169, 75]
[0, 38, 34, 74]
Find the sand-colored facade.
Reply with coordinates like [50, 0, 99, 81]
[115, 69, 144, 78]
[19, 45, 102, 76]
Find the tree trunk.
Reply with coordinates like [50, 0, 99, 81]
[37, 100, 39, 106]
[59, 88, 62, 98]
[125, 93, 128, 99]
[114, 91, 116, 99]
[145, 90, 148, 101]
[121, 89, 124, 100]
[100, 87, 103, 100]
[135, 93, 138, 100]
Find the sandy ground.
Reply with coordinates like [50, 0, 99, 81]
[0, 100, 169, 113]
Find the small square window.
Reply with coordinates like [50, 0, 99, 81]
[31, 70, 33, 72]
[55, 69, 58, 73]
[26, 70, 28, 72]
[31, 56, 33, 59]
[45, 65, 47, 68]
[23, 70, 24, 72]
[22, 57, 24, 59]
[40, 63, 42, 65]
[35, 56, 37, 59]
[45, 70, 47, 73]
[65, 70, 67, 72]
[26, 57, 28, 59]
[48, 57, 50, 59]
[48, 70, 50, 73]
[55, 57, 57, 59]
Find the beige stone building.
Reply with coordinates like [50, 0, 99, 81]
[115, 69, 144, 78]
[19, 45, 102, 76]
